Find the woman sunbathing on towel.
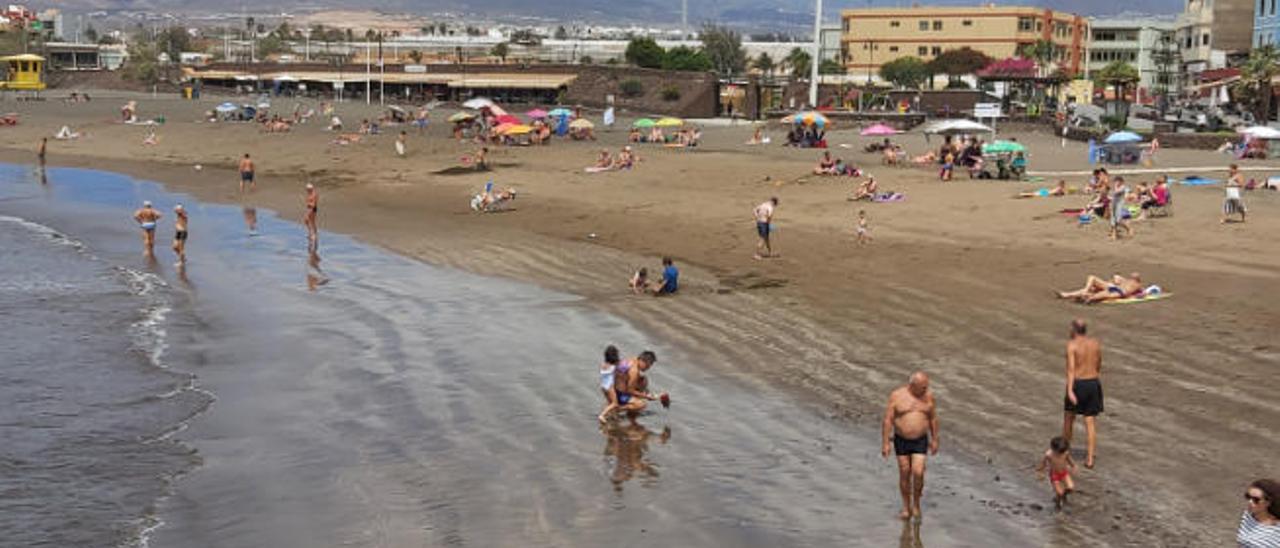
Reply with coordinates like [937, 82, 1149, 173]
[814, 151, 838, 175]
[1056, 272, 1144, 304]
[1018, 180, 1067, 198]
[911, 151, 937, 166]
[594, 149, 613, 169]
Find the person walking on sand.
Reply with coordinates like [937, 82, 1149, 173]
[171, 204, 189, 267]
[1063, 318, 1103, 469]
[304, 183, 319, 244]
[1036, 436, 1077, 510]
[1223, 163, 1247, 224]
[1109, 176, 1133, 240]
[754, 197, 778, 259]
[1239, 479, 1280, 547]
[37, 137, 46, 163]
[132, 201, 162, 257]
[238, 153, 256, 193]
[882, 371, 939, 520]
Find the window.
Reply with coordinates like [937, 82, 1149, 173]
[1272, 0, 1276, 15]
[962, 20, 972, 26]
[1202, 32, 1210, 45]
[1036, 21, 1043, 32]
[918, 46, 928, 55]
[931, 46, 941, 55]
[843, 20, 849, 32]
[932, 20, 942, 30]
[1018, 17, 1034, 32]
[919, 20, 928, 31]
[890, 20, 900, 27]
[888, 46, 899, 52]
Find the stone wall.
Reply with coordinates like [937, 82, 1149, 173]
[561, 66, 718, 118]
[1058, 125, 1239, 150]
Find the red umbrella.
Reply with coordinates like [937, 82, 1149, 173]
[495, 114, 522, 125]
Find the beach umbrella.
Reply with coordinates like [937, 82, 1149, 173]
[655, 117, 684, 127]
[463, 97, 496, 109]
[495, 114, 522, 125]
[1104, 131, 1143, 144]
[548, 107, 573, 117]
[493, 122, 517, 134]
[569, 118, 595, 129]
[860, 123, 900, 136]
[922, 119, 992, 134]
[1239, 125, 1280, 139]
[982, 140, 1026, 154]
[783, 111, 829, 128]
[526, 108, 548, 119]
[500, 124, 534, 135]
[448, 112, 475, 123]
[215, 102, 237, 113]
[633, 118, 656, 128]
[485, 104, 509, 117]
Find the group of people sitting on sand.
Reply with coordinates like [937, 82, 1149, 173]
[784, 125, 826, 148]
[471, 181, 517, 212]
[627, 126, 701, 147]
[1080, 169, 1171, 230]
[1055, 272, 1162, 304]
[812, 151, 863, 177]
[629, 257, 679, 296]
[588, 146, 638, 172]
[260, 114, 292, 133]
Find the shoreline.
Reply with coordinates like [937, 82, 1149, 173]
[4, 95, 1279, 545]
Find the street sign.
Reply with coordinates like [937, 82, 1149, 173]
[974, 103, 1002, 118]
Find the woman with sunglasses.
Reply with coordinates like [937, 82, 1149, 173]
[1239, 479, 1280, 547]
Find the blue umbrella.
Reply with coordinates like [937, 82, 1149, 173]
[1104, 131, 1142, 144]
[215, 102, 237, 113]
[547, 107, 573, 118]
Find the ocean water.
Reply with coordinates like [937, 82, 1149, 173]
[0, 164, 1068, 547]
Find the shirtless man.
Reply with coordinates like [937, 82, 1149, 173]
[37, 137, 47, 163]
[238, 153, 256, 193]
[303, 183, 319, 244]
[882, 372, 940, 520]
[132, 201, 162, 257]
[753, 197, 778, 259]
[1056, 272, 1143, 304]
[612, 351, 666, 426]
[171, 204, 188, 266]
[1063, 319, 1103, 468]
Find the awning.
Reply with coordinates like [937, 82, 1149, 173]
[446, 74, 577, 89]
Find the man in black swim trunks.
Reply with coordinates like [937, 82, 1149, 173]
[171, 204, 188, 266]
[882, 371, 939, 520]
[1063, 318, 1103, 468]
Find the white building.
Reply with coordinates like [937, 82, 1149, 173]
[1175, 0, 1253, 74]
[1086, 18, 1179, 99]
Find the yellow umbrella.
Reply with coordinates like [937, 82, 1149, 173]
[501, 124, 534, 135]
[655, 117, 684, 127]
[569, 118, 595, 129]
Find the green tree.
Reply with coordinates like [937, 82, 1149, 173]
[662, 45, 713, 71]
[926, 47, 992, 85]
[786, 47, 811, 79]
[818, 58, 844, 75]
[491, 42, 510, 62]
[1096, 61, 1140, 125]
[1235, 45, 1280, 122]
[699, 24, 746, 77]
[752, 52, 775, 81]
[258, 34, 288, 57]
[1018, 39, 1055, 77]
[624, 37, 665, 69]
[878, 56, 929, 89]
[579, 55, 593, 64]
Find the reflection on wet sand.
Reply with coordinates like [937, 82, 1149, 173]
[306, 245, 329, 291]
[899, 518, 923, 548]
[602, 423, 671, 492]
[241, 203, 257, 235]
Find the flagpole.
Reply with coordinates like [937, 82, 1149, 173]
[808, 0, 823, 108]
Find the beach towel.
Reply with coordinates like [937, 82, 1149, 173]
[872, 192, 905, 203]
[583, 166, 612, 173]
[1178, 176, 1219, 186]
[1101, 293, 1173, 305]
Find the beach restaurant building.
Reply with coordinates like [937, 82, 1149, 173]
[840, 5, 1088, 82]
[185, 63, 577, 104]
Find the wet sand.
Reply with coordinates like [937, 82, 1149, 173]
[3, 94, 1279, 545]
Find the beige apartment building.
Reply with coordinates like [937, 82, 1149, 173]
[840, 5, 1088, 79]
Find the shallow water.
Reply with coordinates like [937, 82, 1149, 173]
[0, 164, 1070, 546]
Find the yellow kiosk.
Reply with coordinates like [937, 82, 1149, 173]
[0, 54, 47, 91]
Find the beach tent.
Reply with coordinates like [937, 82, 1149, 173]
[526, 108, 548, 119]
[463, 97, 496, 109]
[1239, 126, 1280, 139]
[860, 123, 900, 136]
[1104, 131, 1142, 144]
[982, 140, 1026, 154]
[633, 118, 657, 128]
[569, 118, 595, 129]
[922, 119, 993, 134]
[655, 117, 684, 127]
[448, 112, 475, 123]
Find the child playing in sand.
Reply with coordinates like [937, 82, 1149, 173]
[1036, 436, 1077, 510]
[629, 267, 649, 294]
[940, 151, 955, 181]
[856, 210, 871, 245]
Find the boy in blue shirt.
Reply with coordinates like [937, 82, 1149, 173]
[654, 257, 678, 296]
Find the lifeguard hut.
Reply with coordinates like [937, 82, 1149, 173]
[0, 54, 47, 91]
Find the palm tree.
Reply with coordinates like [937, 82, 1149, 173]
[1236, 45, 1280, 123]
[752, 52, 776, 82]
[1018, 39, 1055, 78]
[786, 47, 811, 80]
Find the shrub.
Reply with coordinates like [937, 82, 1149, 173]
[620, 79, 644, 98]
[660, 85, 681, 101]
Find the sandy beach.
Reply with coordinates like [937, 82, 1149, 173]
[4, 93, 1279, 546]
